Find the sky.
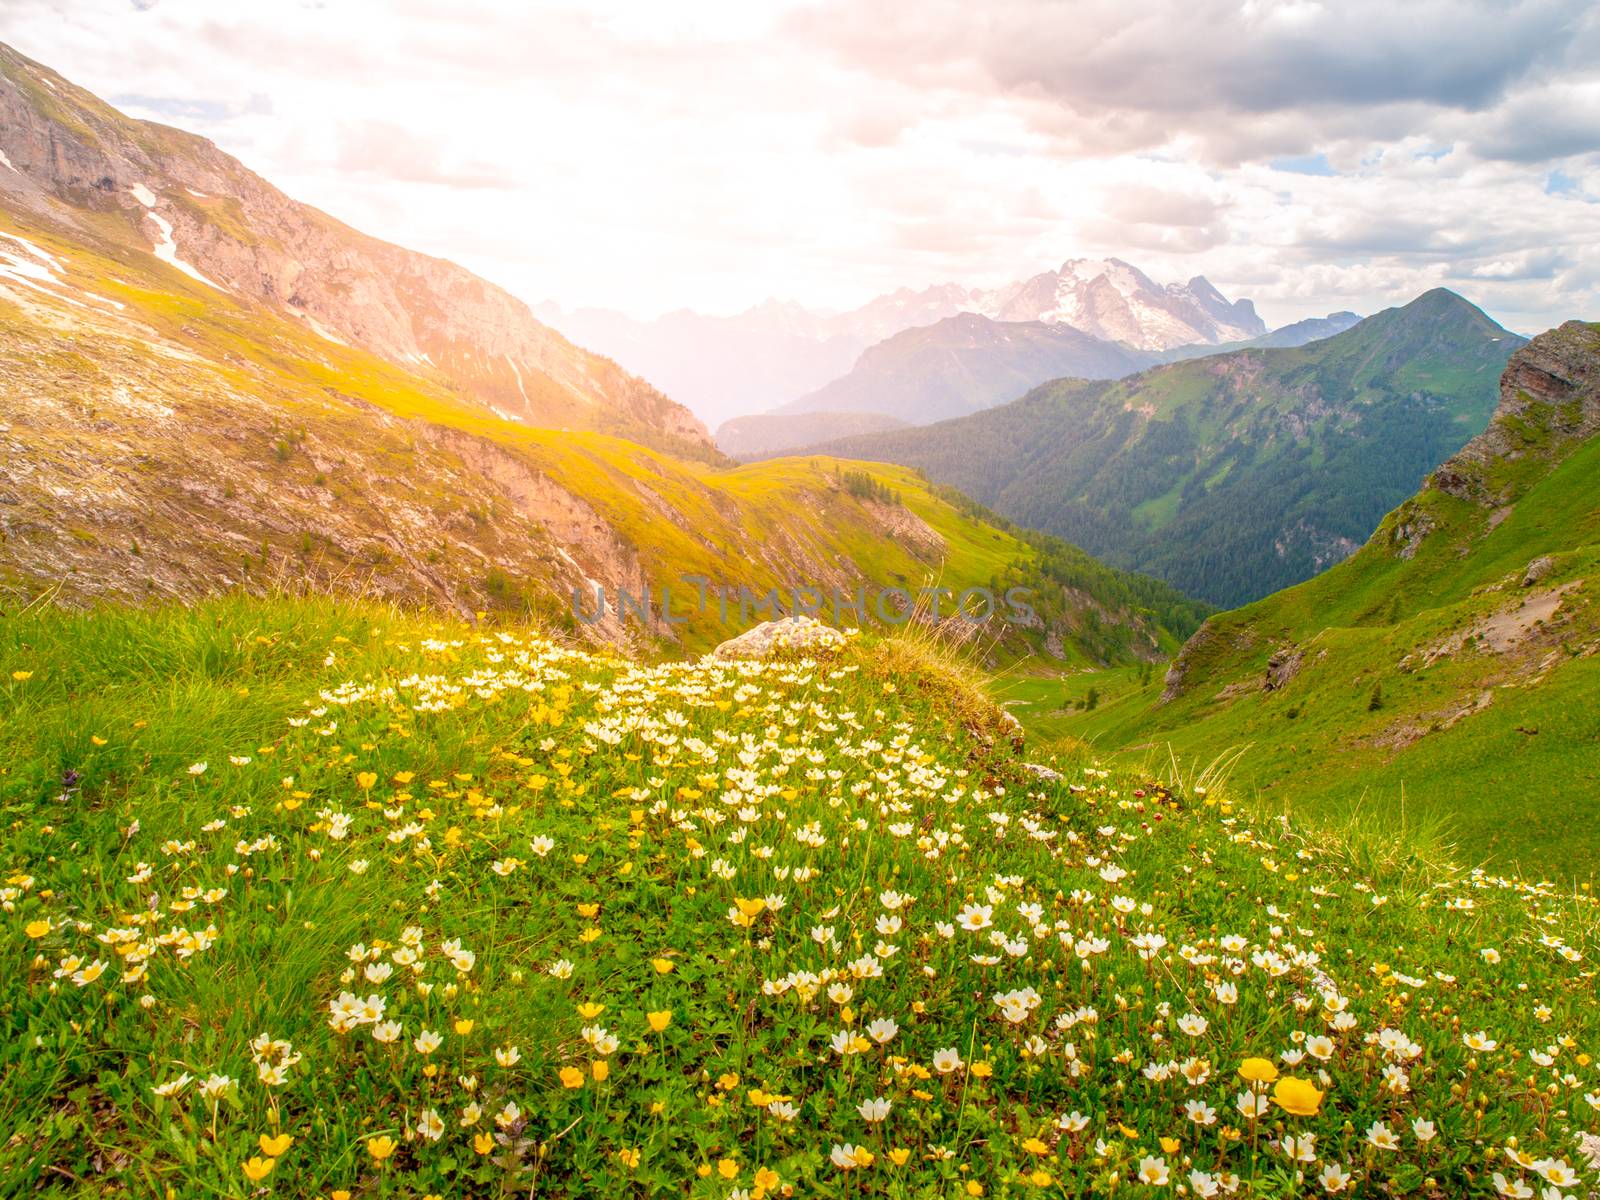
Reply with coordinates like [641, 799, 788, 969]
[4, 0, 1599, 333]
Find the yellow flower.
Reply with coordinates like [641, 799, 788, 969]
[577, 1001, 605, 1019]
[966, 1181, 985, 1196]
[241, 1157, 275, 1182]
[356, 771, 377, 790]
[1021, 1137, 1049, 1156]
[1160, 1136, 1181, 1155]
[651, 957, 675, 974]
[717, 1072, 740, 1091]
[366, 1135, 397, 1161]
[1272, 1076, 1325, 1116]
[24, 919, 50, 939]
[1239, 1057, 1279, 1084]
[735, 897, 766, 918]
[888, 1148, 911, 1166]
[393, 771, 415, 784]
[473, 1132, 495, 1155]
[258, 1132, 293, 1156]
[647, 1010, 672, 1033]
[332, 1191, 352, 1200]
[970, 1061, 993, 1078]
[577, 902, 600, 918]
[559, 1066, 584, 1089]
[11, 670, 33, 681]
[718, 1158, 739, 1180]
[591, 1059, 609, 1082]
[755, 1166, 781, 1190]
[617, 1148, 641, 1169]
[454, 1019, 475, 1036]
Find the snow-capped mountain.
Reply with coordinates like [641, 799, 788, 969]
[972, 259, 1265, 350]
[538, 259, 1264, 425]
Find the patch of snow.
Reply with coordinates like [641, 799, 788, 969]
[0, 233, 124, 311]
[129, 183, 157, 207]
[0, 230, 60, 267]
[185, 188, 211, 199]
[0, 150, 14, 172]
[505, 353, 530, 404]
[285, 305, 348, 347]
[142, 210, 225, 292]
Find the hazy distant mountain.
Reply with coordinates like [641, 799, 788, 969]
[1158, 311, 1364, 361]
[777, 313, 1160, 423]
[801, 290, 1524, 606]
[716, 410, 910, 458]
[541, 259, 1264, 426]
[720, 307, 1358, 459]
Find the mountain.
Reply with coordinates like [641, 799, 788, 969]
[720, 308, 1361, 458]
[1245, 310, 1362, 348]
[978, 257, 1266, 349]
[0, 42, 713, 459]
[771, 313, 1161, 425]
[798, 290, 1524, 607]
[715, 410, 909, 459]
[537, 285, 991, 429]
[0, 41, 1206, 667]
[1050, 320, 1600, 874]
[544, 261, 1264, 425]
[1158, 310, 1363, 360]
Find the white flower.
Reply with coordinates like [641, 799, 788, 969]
[956, 903, 993, 931]
[151, 1074, 193, 1098]
[933, 1047, 964, 1074]
[1137, 1155, 1169, 1186]
[1318, 1163, 1353, 1193]
[856, 1096, 891, 1123]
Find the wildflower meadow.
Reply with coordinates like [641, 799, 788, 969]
[2, 599, 1597, 1197]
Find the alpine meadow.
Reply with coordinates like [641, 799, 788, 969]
[2, 7, 1599, 1200]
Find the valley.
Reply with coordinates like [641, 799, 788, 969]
[3, 17, 1600, 1200]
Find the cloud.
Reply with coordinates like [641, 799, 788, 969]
[0, 0, 1595, 334]
[335, 121, 517, 190]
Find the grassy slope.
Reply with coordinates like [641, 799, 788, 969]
[2, 597, 1597, 1197]
[0, 206, 1201, 663]
[1038, 325, 1600, 879]
[802, 292, 1521, 607]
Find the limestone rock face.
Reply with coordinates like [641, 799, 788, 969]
[1431, 321, 1600, 505]
[709, 617, 848, 661]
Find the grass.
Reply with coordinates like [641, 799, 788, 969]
[2, 596, 1598, 1197]
[1034, 324, 1600, 880]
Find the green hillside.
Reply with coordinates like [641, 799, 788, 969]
[810, 291, 1523, 607]
[1033, 320, 1600, 878]
[2, 596, 1597, 1196]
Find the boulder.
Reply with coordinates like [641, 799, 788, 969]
[709, 616, 848, 661]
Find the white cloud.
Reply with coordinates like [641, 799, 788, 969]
[2, 0, 1595, 332]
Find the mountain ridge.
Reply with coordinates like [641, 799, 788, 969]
[0, 40, 714, 459]
[787, 289, 1523, 606]
[543, 259, 1267, 426]
[1048, 319, 1600, 872]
